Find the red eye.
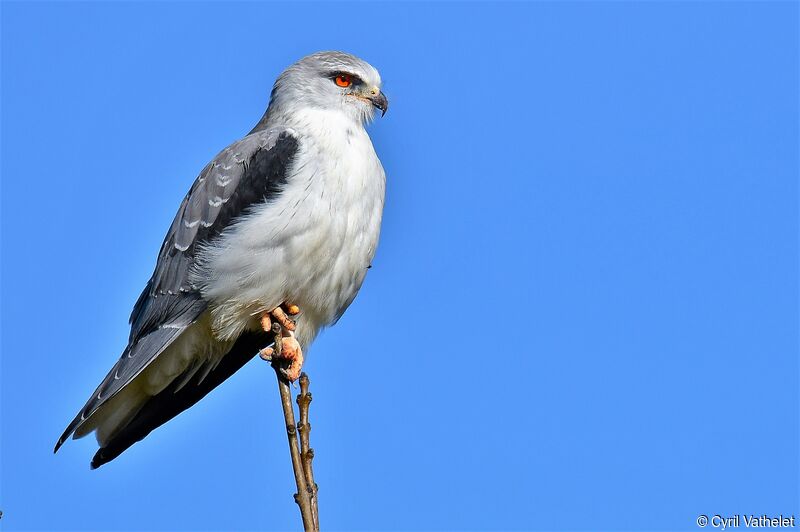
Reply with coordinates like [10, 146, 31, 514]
[335, 74, 352, 88]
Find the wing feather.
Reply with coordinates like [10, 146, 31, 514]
[55, 128, 299, 453]
[89, 329, 271, 468]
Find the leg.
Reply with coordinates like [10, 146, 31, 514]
[258, 302, 304, 382]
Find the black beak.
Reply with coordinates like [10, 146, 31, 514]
[370, 91, 389, 117]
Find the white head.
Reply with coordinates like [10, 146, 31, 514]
[263, 51, 388, 126]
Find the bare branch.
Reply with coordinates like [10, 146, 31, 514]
[268, 322, 315, 531]
[297, 373, 319, 529]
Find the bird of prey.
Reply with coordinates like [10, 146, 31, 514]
[54, 51, 388, 468]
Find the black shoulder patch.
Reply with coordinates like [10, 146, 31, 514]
[190, 132, 298, 253]
[128, 132, 299, 342]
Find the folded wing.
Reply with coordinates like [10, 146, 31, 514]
[55, 129, 299, 454]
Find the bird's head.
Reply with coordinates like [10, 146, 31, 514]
[267, 51, 388, 125]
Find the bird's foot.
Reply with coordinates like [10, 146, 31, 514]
[259, 302, 300, 333]
[258, 303, 304, 382]
[275, 334, 304, 382]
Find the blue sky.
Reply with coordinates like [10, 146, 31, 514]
[1, 2, 797, 531]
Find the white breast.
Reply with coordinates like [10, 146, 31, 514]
[197, 109, 386, 349]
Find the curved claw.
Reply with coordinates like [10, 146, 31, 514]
[270, 307, 296, 332]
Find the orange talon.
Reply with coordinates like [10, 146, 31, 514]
[259, 304, 303, 381]
[270, 307, 296, 331]
[279, 335, 304, 381]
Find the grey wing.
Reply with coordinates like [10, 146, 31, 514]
[55, 128, 299, 451]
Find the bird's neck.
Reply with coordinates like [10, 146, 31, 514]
[251, 105, 367, 136]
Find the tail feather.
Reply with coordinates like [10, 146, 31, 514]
[54, 326, 186, 454]
[75, 382, 147, 445]
[90, 329, 271, 469]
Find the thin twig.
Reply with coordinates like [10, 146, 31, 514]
[269, 322, 315, 531]
[297, 373, 319, 529]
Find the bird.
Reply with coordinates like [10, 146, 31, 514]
[54, 51, 388, 469]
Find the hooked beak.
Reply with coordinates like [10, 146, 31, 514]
[369, 91, 389, 117]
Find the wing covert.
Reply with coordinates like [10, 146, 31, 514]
[56, 128, 300, 452]
[130, 128, 299, 340]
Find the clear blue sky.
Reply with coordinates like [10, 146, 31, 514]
[1, 2, 797, 531]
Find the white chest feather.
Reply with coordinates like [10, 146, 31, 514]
[197, 110, 386, 347]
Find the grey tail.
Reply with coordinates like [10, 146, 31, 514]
[90, 329, 272, 469]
